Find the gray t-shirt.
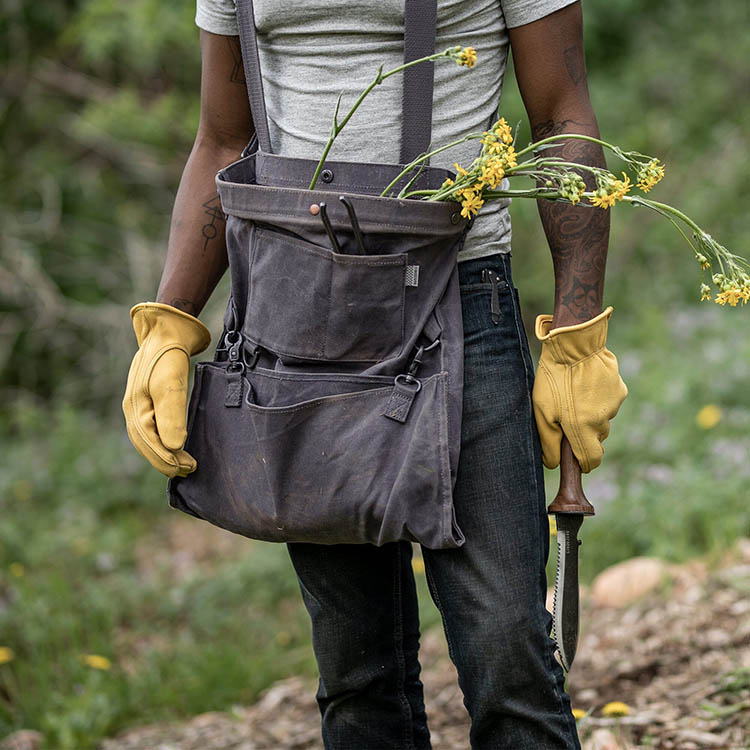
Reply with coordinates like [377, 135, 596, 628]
[196, 0, 576, 261]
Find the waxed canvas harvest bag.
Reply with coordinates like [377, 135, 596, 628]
[167, 0, 481, 548]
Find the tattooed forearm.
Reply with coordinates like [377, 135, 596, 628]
[170, 298, 199, 315]
[201, 194, 226, 251]
[532, 118, 610, 324]
[226, 37, 245, 85]
[563, 45, 585, 87]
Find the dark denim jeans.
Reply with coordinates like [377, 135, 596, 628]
[286, 253, 581, 749]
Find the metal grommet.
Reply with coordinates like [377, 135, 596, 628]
[225, 331, 241, 345]
[321, 169, 334, 183]
[450, 212, 461, 225]
[394, 373, 422, 393]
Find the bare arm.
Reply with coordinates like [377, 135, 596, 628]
[508, 2, 608, 327]
[155, 31, 253, 317]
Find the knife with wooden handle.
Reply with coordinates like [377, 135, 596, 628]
[548, 435, 595, 671]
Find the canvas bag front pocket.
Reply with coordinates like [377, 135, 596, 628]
[243, 226, 407, 363]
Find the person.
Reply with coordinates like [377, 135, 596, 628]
[123, 1, 628, 747]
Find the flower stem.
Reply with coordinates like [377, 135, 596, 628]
[514, 133, 620, 161]
[309, 49, 459, 190]
[379, 134, 484, 198]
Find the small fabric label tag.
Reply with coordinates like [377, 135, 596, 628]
[405, 265, 420, 287]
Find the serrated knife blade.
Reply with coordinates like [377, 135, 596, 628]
[548, 437, 595, 672]
[552, 513, 584, 672]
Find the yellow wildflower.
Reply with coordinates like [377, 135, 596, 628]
[502, 145, 517, 169]
[637, 159, 665, 192]
[457, 47, 477, 68]
[571, 708, 587, 721]
[0, 647, 15, 665]
[480, 158, 505, 188]
[82, 654, 112, 671]
[480, 134, 505, 156]
[590, 189, 618, 209]
[696, 253, 710, 270]
[601, 701, 631, 717]
[441, 177, 454, 189]
[453, 162, 468, 177]
[590, 172, 629, 209]
[493, 117, 514, 144]
[460, 190, 484, 219]
[696, 404, 721, 430]
[9, 562, 24, 578]
[700, 283, 712, 302]
[715, 289, 743, 307]
[611, 173, 631, 201]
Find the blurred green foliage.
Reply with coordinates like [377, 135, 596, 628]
[0, 0, 748, 746]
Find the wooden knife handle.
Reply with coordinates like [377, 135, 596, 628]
[547, 436, 596, 516]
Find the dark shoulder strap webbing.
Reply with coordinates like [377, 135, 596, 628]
[235, 0, 271, 155]
[235, 0, 437, 164]
[400, 0, 438, 165]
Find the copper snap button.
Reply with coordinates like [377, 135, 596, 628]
[309, 204, 320, 215]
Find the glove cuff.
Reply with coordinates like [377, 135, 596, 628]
[130, 302, 211, 355]
[534, 306, 613, 365]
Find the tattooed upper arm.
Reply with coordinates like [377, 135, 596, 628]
[198, 30, 253, 149]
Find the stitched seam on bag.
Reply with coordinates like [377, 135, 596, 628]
[322, 249, 333, 360]
[256, 226, 407, 266]
[259, 170, 413, 193]
[241, 384, 393, 414]
[438, 371, 451, 546]
[255, 151, 454, 178]
[234, 366, 393, 386]
[223, 202, 455, 234]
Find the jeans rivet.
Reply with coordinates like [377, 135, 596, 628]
[450, 212, 460, 225]
[321, 169, 334, 183]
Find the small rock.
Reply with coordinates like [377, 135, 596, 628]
[0, 731, 44, 750]
[675, 728, 727, 746]
[576, 688, 598, 704]
[700, 628, 732, 649]
[583, 728, 626, 750]
[591, 557, 668, 608]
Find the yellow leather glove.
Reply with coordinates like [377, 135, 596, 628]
[122, 302, 211, 478]
[532, 306, 628, 473]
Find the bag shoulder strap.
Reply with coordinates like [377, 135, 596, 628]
[235, 0, 437, 165]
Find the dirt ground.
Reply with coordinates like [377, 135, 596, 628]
[90, 539, 749, 750]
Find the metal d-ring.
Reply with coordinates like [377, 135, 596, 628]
[394, 373, 422, 393]
[318, 201, 342, 254]
[243, 345, 261, 370]
[339, 195, 366, 255]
